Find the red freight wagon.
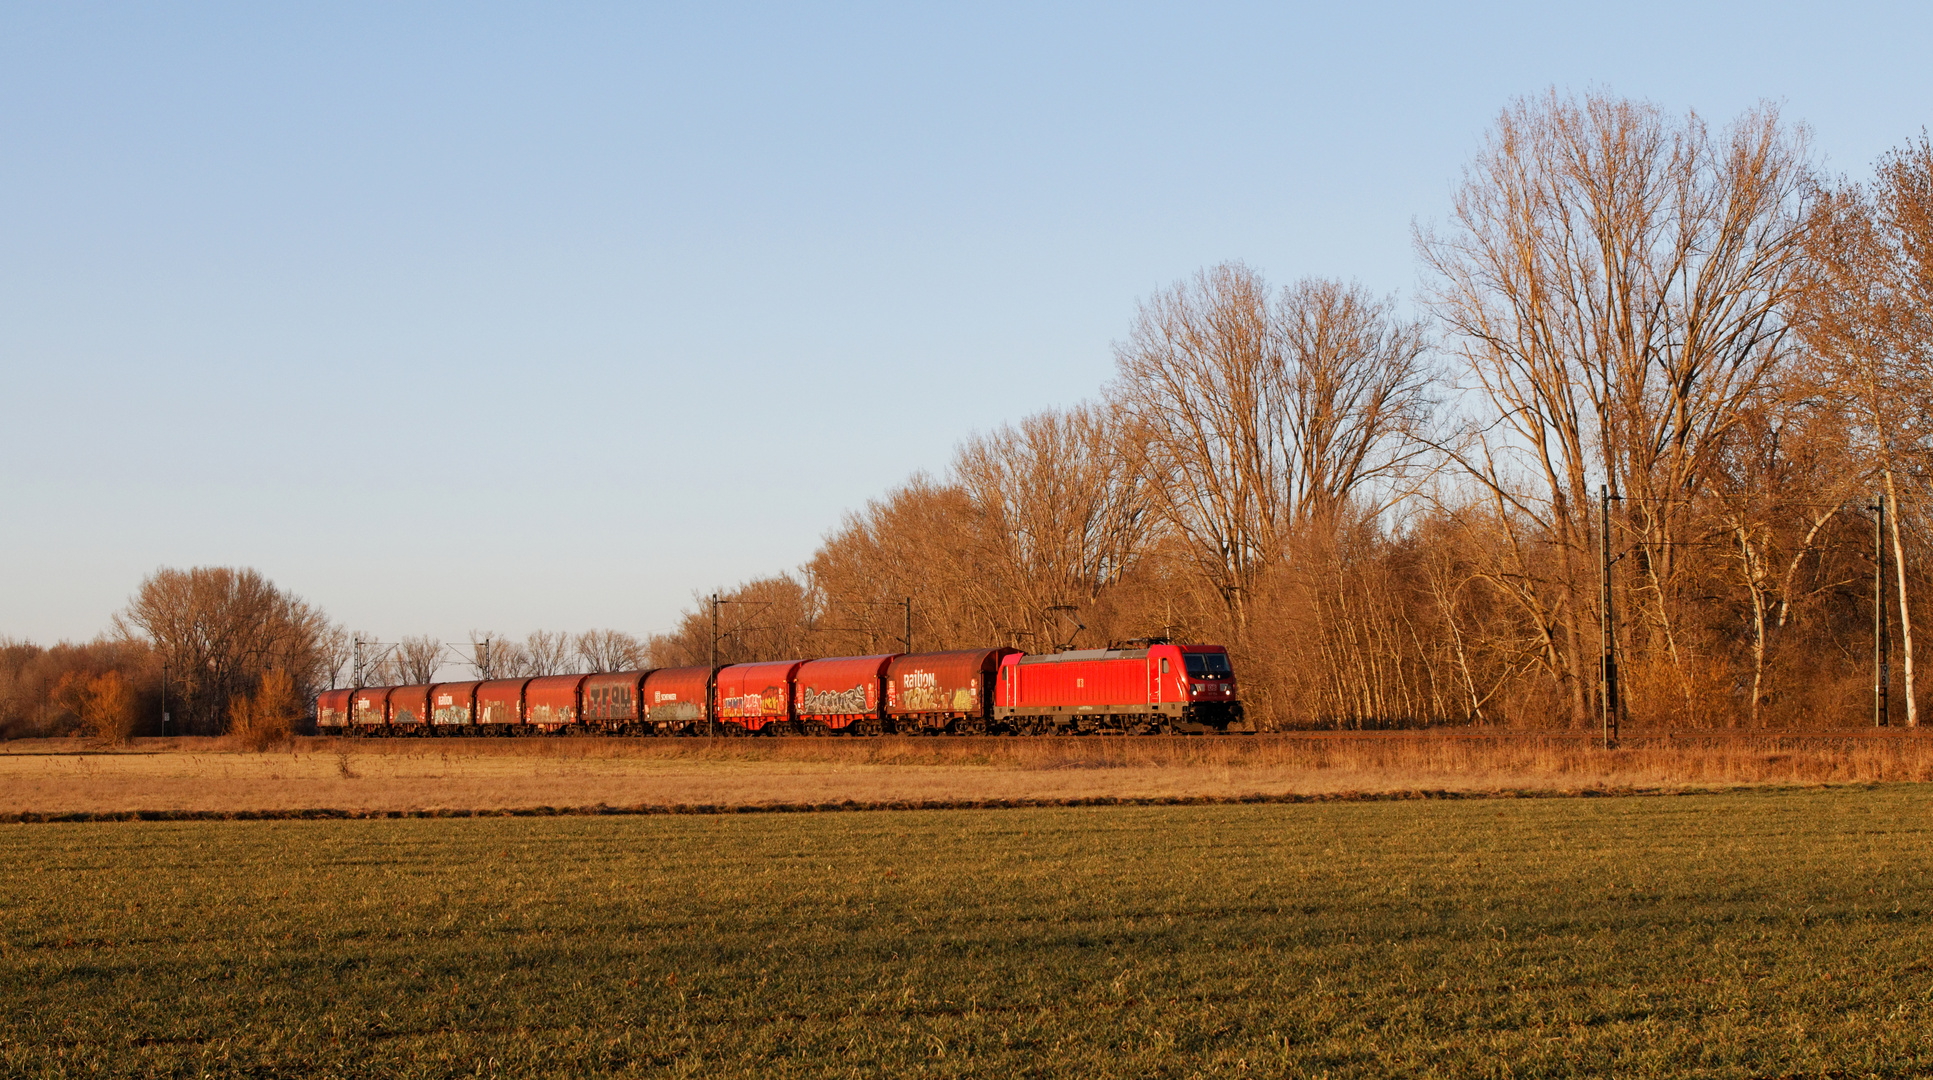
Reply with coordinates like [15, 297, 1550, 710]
[389, 685, 432, 730]
[429, 681, 481, 728]
[641, 667, 711, 734]
[581, 671, 646, 732]
[995, 644, 1247, 733]
[713, 660, 803, 734]
[475, 678, 529, 730]
[886, 648, 1016, 734]
[524, 674, 586, 731]
[316, 688, 352, 732]
[795, 654, 891, 734]
[351, 686, 391, 729]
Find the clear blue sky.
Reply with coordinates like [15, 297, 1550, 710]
[3, 2, 1927, 646]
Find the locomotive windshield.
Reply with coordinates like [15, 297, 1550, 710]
[1183, 652, 1231, 677]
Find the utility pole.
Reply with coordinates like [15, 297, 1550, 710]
[1600, 484, 1620, 749]
[160, 661, 170, 738]
[1875, 493, 1889, 727]
[353, 635, 364, 688]
[903, 597, 913, 655]
[709, 593, 720, 738]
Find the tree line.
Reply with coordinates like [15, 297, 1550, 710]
[656, 91, 1933, 731]
[1, 567, 339, 741]
[0, 570, 648, 739]
[357, 629, 649, 685]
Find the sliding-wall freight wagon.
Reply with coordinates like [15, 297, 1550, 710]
[713, 660, 803, 735]
[887, 648, 1015, 734]
[796, 654, 893, 735]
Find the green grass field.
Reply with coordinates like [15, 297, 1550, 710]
[5, 788, 1933, 1078]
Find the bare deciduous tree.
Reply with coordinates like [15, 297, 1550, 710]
[575, 629, 645, 672]
[394, 636, 443, 685]
[1112, 263, 1283, 637]
[1111, 263, 1433, 639]
[113, 566, 339, 735]
[806, 476, 1007, 654]
[521, 630, 578, 677]
[1418, 90, 1812, 725]
[648, 576, 820, 667]
[952, 405, 1151, 646]
[1279, 279, 1434, 529]
[1801, 134, 1933, 725]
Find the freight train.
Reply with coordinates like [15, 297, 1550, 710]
[314, 642, 1248, 737]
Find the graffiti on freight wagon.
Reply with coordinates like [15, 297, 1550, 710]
[644, 694, 703, 722]
[583, 684, 634, 721]
[722, 685, 787, 715]
[527, 702, 576, 725]
[800, 685, 869, 715]
[893, 671, 980, 713]
[433, 692, 472, 725]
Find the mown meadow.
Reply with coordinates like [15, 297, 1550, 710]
[5, 788, 1933, 1077]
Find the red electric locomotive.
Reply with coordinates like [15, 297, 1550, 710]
[994, 643, 1246, 734]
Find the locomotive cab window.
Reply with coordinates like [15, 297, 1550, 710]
[1183, 653, 1231, 678]
[1160, 658, 1170, 674]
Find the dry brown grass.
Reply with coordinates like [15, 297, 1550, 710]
[3, 730, 1932, 815]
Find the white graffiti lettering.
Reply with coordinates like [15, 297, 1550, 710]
[800, 685, 869, 714]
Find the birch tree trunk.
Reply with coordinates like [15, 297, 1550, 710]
[1884, 471, 1918, 726]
